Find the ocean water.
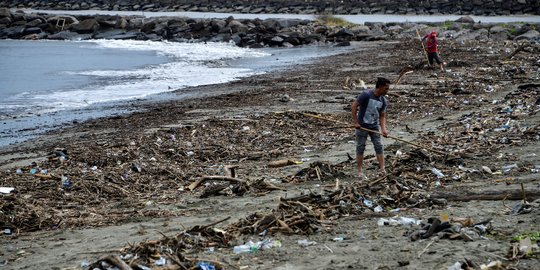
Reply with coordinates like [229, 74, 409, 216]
[0, 39, 352, 147]
[18, 9, 540, 24]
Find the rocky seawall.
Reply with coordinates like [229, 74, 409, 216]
[1, 8, 539, 48]
[1, 0, 540, 16]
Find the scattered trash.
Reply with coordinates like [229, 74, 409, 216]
[131, 163, 142, 173]
[154, 257, 166, 266]
[502, 164, 518, 173]
[377, 216, 421, 226]
[0, 187, 15, 194]
[197, 262, 216, 270]
[479, 261, 503, 270]
[233, 238, 281, 254]
[298, 239, 317, 247]
[408, 217, 491, 242]
[447, 261, 462, 270]
[80, 260, 91, 268]
[61, 176, 71, 188]
[511, 202, 532, 215]
[431, 167, 445, 178]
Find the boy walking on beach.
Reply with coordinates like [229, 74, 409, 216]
[352, 77, 390, 181]
[422, 31, 447, 71]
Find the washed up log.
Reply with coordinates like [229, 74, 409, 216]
[187, 176, 245, 191]
[34, 173, 59, 179]
[268, 159, 297, 168]
[224, 165, 238, 178]
[102, 255, 132, 270]
[430, 189, 540, 201]
[506, 45, 534, 60]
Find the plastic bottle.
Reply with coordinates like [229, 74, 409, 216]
[431, 167, 445, 178]
[61, 175, 71, 188]
[233, 243, 256, 254]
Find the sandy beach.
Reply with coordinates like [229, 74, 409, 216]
[1, 38, 539, 269]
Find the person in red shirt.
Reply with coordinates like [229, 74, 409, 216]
[422, 31, 446, 71]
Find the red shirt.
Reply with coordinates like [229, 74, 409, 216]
[424, 34, 438, 53]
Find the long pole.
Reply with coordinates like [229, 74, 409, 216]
[302, 112, 448, 156]
[416, 28, 430, 65]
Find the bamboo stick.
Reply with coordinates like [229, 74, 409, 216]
[302, 112, 447, 155]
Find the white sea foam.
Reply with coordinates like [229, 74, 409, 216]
[34, 40, 269, 112]
[90, 39, 269, 60]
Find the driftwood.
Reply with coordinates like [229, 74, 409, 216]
[430, 189, 540, 202]
[224, 165, 238, 178]
[268, 159, 297, 168]
[102, 255, 133, 270]
[187, 176, 245, 191]
[506, 44, 535, 60]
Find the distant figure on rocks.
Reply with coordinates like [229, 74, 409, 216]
[351, 77, 389, 181]
[422, 31, 447, 71]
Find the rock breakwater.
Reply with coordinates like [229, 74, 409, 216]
[1, 8, 539, 47]
[2, 0, 539, 16]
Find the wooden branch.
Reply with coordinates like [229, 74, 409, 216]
[224, 165, 238, 178]
[302, 112, 447, 156]
[277, 219, 294, 233]
[506, 44, 525, 60]
[430, 189, 540, 202]
[187, 176, 246, 191]
[103, 255, 133, 270]
[189, 216, 231, 233]
[268, 159, 297, 168]
[34, 173, 59, 179]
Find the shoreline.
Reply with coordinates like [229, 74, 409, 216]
[0, 40, 355, 150]
[1, 38, 539, 269]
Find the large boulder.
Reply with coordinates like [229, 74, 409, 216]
[456, 28, 489, 41]
[70, 18, 99, 34]
[489, 26, 510, 41]
[140, 20, 156, 33]
[514, 30, 540, 41]
[0, 16, 11, 25]
[48, 30, 91, 40]
[228, 20, 248, 33]
[190, 20, 205, 32]
[115, 18, 128, 29]
[349, 24, 371, 34]
[0, 25, 25, 38]
[128, 18, 144, 29]
[276, 19, 304, 29]
[210, 19, 226, 32]
[0, 7, 12, 18]
[23, 27, 42, 35]
[455, 16, 475, 24]
[491, 31, 509, 41]
[93, 29, 126, 39]
[26, 18, 44, 27]
[386, 24, 403, 33]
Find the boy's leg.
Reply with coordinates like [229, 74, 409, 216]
[434, 53, 445, 71]
[370, 132, 385, 173]
[428, 53, 435, 68]
[356, 129, 369, 179]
